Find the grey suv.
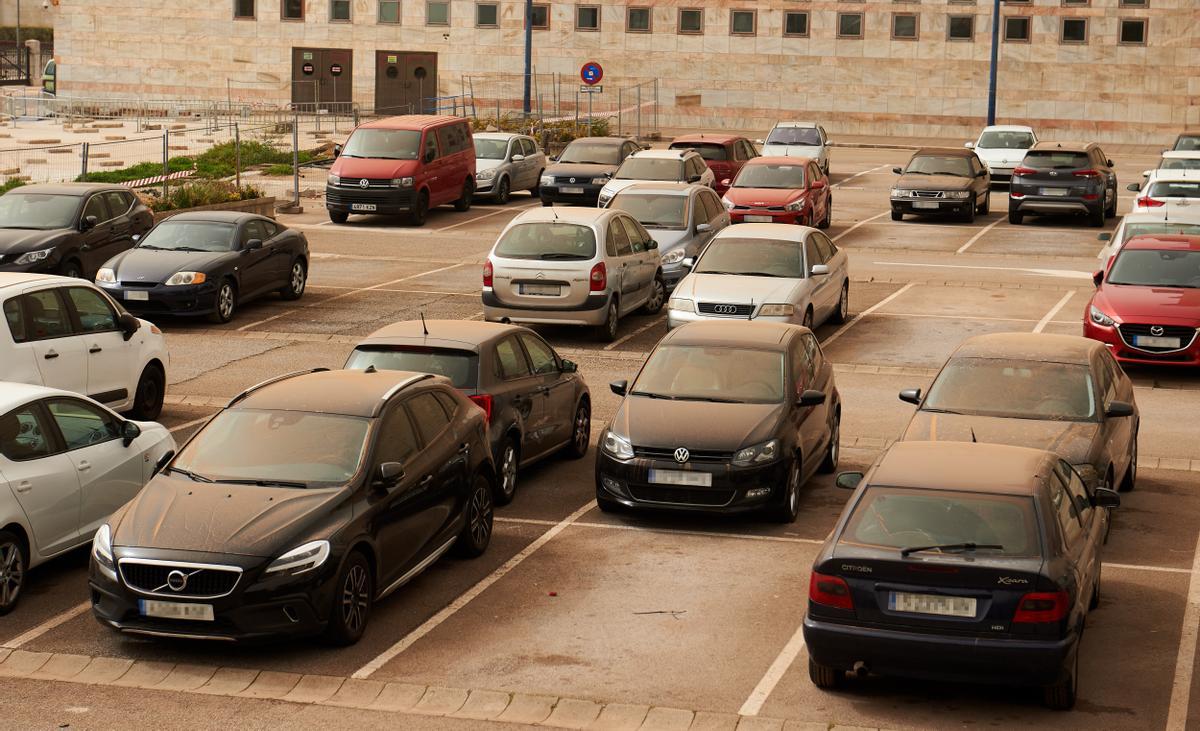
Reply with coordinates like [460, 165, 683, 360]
[1009, 142, 1117, 227]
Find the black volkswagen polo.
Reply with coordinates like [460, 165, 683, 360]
[595, 320, 840, 522]
[89, 368, 496, 645]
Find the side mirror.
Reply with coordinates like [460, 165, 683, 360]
[118, 312, 140, 341]
[964, 142, 975, 149]
[647, 239, 658, 250]
[609, 379, 628, 397]
[560, 358, 578, 373]
[810, 180, 827, 189]
[681, 257, 695, 269]
[244, 238, 263, 251]
[511, 153, 525, 162]
[809, 264, 829, 276]
[1107, 159, 1115, 167]
[1126, 183, 1141, 192]
[131, 234, 141, 243]
[153, 449, 175, 476]
[797, 389, 825, 407]
[835, 471, 863, 490]
[687, 174, 702, 183]
[333, 143, 343, 157]
[1092, 487, 1121, 509]
[754, 139, 764, 145]
[80, 215, 98, 231]
[892, 166, 903, 175]
[898, 388, 922, 405]
[424, 151, 436, 164]
[374, 461, 405, 491]
[121, 421, 141, 447]
[720, 178, 731, 187]
[1140, 169, 1151, 178]
[976, 170, 988, 178]
[695, 222, 712, 234]
[1097, 232, 1112, 242]
[1092, 270, 1104, 288]
[549, 155, 558, 162]
[1104, 400, 1134, 418]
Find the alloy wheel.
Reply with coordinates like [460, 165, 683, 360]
[574, 403, 590, 454]
[788, 463, 801, 514]
[0, 540, 23, 610]
[290, 262, 306, 296]
[340, 564, 369, 634]
[838, 287, 848, 321]
[644, 278, 664, 313]
[469, 479, 494, 547]
[497, 177, 510, 204]
[217, 284, 235, 321]
[501, 444, 518, 499]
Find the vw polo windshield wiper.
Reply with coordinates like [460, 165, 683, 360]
[168, 466, 213, 483]
[671, 395, 743, 404]
[215, 478, 310, 489]
[630, 390, 676, 400]
[901, 542, 1003, 558]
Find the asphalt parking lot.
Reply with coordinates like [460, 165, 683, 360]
[4, 146, 1200, 731]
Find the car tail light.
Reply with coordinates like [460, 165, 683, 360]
[482, 259, 494, 288]
[1013, 591, 1069, 623]
[1012, 166, 1036, 176]
[809, 571, 854, 610]
[468, 394, 493, 424]
[1082, 193, 1100, 201]
[589, 261, 607, 292]
[1073, 169, 1102, 179]
[1137, 196, 1165, 208]
[1010, 192, 1026, 199]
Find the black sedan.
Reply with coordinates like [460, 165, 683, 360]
[89, 368, 497, 644]
[94, 211, 309, 323]
[889, 147, 991, 223]
[346, 320, 591, 505]
[596, 319, 840, 522]
[539, 137, 642, 207]
[805, 441, 1120, 710]
[0, 183, 153, 279]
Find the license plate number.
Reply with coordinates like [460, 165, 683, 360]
[560, 186, 585, 195]
[124, 290, 149, 301]
[139, 599, 214, 621]
[912, 201, 940, 210]
[648, 469, 712, 487]
[1040, 188, 1069, 197]
[351, 203, 377, 211]
[744, 215, 774, 222]
[888, 592, 976, 618]
[519, 283, 560, 296]
[1133, 335, 1180, 349]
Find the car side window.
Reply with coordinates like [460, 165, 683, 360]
[609, 219, 633, 256]
[694, 193, 715, 224]
[1050, 475, 1084, 548]
[437, 124, 467, 156]
[432, 390, 459, 418]
[103, 191, 131, 217]
[495, 336, 532, 380]
[813, 231, 837, 261]
[520, 333, 559, 376]
[82, 195, 109, 224]
[802, 333, 823, 372]
[46, 398, 121, 451]
[0, 404, 54, 461]
[744, 140, 758, 159]
[791, 341, 815, 390]
[65, 287, 118, 333]
[619, 217, 646, 253]
[260, 220, 279, 238]
[21, 290, 73, 340]
[804, 239, 824, 271]
[406, 392, 452, 446]
[3, 297, 26, 343]
[1062, 463, 1094, 517]
[377, 402, 420, 463]
[423, 131, 440, 161]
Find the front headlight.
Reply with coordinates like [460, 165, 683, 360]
[758, 303, 794, 317]
[92, 523, 116, 580]
[722, 197, 735, 211]
[96, 267, 116, 283]
[598, 192, 613, 206]
[1089, 305, 1114, 327]
[390, 177, 414, 188]
[891, 188, 911, 198]
[327, 173, 340, 186]
[668, 297, 693, 312]
[947, 190, 971, 199]
[662, 249, 685, 265]
[602, 430, 634, 460]
[14, 248, 53, 266]
[540, 174, 553, 186]
[476, 168, 497, 180]
[591, 176, 611, 185]
[733, 439, 781, 467]
[165, 271, 206, 286]
[785, 199, 806, 212]
[265, 540, 331, 576]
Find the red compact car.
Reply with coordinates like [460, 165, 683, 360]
[1084, 234, 1200, 366]
[720, 156, 831, 228]
[668, 134, 757, 195]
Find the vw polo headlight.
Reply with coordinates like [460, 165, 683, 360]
[540, 175, 554, 186]
[165, 271, 206, 286]
[591, 176, 611, 185]
[14, 248, 54, 266]
[265, 540, 331, 576]
[602, 430, 634, 460]
[733, 439, 780, 467]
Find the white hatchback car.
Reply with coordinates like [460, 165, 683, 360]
[0, 273, 169, 419]
[965, 125, 1037, 182]
[1128, 170, 1200, 213]
[597, 149, 714, 208]
[473, 132, 548, 204]
[0, 382, 175, 613]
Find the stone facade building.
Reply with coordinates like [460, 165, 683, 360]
[47, 0, 1200, 144]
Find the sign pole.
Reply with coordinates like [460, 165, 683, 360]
[587, 91, 592, 134]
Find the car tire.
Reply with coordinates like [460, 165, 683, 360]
[495, 176, 511, 205]
[454, 180, 474, 212]
[808, 657, 843, 690]
[1089, 565, 1101, 610]
[59, 258, 83, 279]
[830, 282, 849, 324]
[802, 308, 813, 331]
[597, 298, 620, 342]
[819, 413, 840, 474]
[1008, 208, 1023, 225]
[769, 457, 802, 524]
[409, 191, 430, 226]
[127, 364, 165, 421]
[323, 551, 372, 646]
[1089, 204, 1105, 228]
[565, 399, 591, 460]
[494, 437, 519, 506]
[963, 202, 976, 224]
[328, 210, 349, 224]
[530, 170, 543, 196]
[978, 190, 990, 215]
[890, 210, 903, 222]
[1043, 639, 1079, 711]
[1105, 188, 1117, 218]
[1120, 435, 1137, 492]
[641, 275, 665, 315]
[818, 196, 832, 229]
[279, 259, 307, 301]
[208, 279, 237, 324]
[453, 472, 494, 558]
[0, 530, 27, 616]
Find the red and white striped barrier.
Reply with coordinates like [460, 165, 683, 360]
[122, 170, 192, 188]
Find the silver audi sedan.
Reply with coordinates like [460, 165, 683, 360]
[667, 223, 849, 330]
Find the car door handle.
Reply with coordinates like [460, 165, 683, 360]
[43, 350, 59, 360]
[419, 475, 434, 487]
[536, 386, 549, 394]
[458, 443, 470, 454]
[15, 481, 32, 494]
[77, 460, 92, 472]
[89, 346, 102, 354]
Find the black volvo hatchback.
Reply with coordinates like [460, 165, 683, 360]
[89, 368, 496, 645]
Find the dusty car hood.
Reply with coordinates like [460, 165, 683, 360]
[896, 174, 974, 191]
[644, 228, 691, 254]
[111, 475, 343, 557]
[106, 248, 237, 283]
[902, 411, 1099, 465]
[676, 273, 802, 306]
[976, 148, 1028, 167]
[1094, 285, 1200, 323]
[725, 187, 804, 207]
[331, 157, 419, 180]
[614, 397, 784, 451]
[761, 144, 824, 159]
[476, 158, 506, 173]
[0, 228, 73, 255]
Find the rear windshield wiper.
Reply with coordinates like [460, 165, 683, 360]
[539, 252, 589, 260]
[168, 466, 213, 483]
[901, 542, 1004, 558]
[215, 478, 310, 489]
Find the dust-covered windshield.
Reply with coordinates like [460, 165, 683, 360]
[923, 357, 1096, 421]
[632, 345, 785, 404]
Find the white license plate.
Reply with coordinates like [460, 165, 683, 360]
[351, 203, 377, 211]
[519, 283, 560, 296]
[888, 591, 976, 618]
[744, 215, 774, 222]
[139, 599, 215, 622]
[560, 186, 585, 195]
[124, 290, 149, 301]
[648, 469, 712, 487]
[1133, 335, 1180, 349]
[1040, 188, 1069, 197]
[912, 201, 940, 210]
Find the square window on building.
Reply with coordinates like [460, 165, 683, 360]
[947, 15, 974, 40]
[892, 13, 918, 39]
[784, 11, 809, 37]
[476, 2, 498, 27]
[427, 1, 449, 25]
[1119, 0, 1148, 5]
[1061, 17, 1087, 43]
[529, 3, 549, 29]
[679, 8, 703, 34]
[837, 12, 863, 38]
[379, 0, 400, 23]
[1062, 0, 1089, 5]
[1004, 16, 1030, 42]
[1119, 18, 1147, 44]
[331, 0, 350, 21]
[730, 9, 756, 36]
[577, 5, 600, 31]
[627, 7, 651, 32]
[948, 0, 977, 4]
[234, 0, 255, 19]
[282, 0, 303, 19]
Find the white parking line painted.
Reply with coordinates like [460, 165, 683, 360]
[955, 217, 1005, 255]
[1105, 562, 1192, 575]
[308, 285, 476, 297]
[1033, 291, 1076, 333]
[351, 500, 597, 680]
[494, 517, 825, 546]
[1, 601, 90, 649]
[1166, 526, 1200, 730]
[169, 415, 214, 434]
[873, 261, 1093, 280]
[820, 282, 916, 348]
[603, 314, 665, 351]
[739, 623, 807, 716]
[832, 210, 890, 243]
[298, 223, 433, 235]
[832, 163, 891, 189]
[434, 201, 539, 233]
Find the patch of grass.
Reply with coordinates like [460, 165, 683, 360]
[148, 181, 267, 212]
[78, 156, 193, 184]
[263, 163, 295, 176]
[0, 179, 26, 195]
[77, 143, 316, 185]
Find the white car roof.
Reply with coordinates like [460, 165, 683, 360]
[711, 223, 810, 242]
[1145, 169, 1200, 183]
[507, 207, 618, 227]
[772, 122, 820, 129]
[0, 381, 84, 412]
[473, 132, 525, 141]
[627, 148, 695, 160]
[979, 125, 1035, 134]
[1119, 208, 1200, 225]
[1162, 151, 1200, 160]
[0, 272, 70, 292]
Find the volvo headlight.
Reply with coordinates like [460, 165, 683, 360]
[92, 523, 116, 580]
[95, 267, 117, 283]
[602, 430, 634, 460]
[327, 173, 340, 186]
[476, 168, 497, 180]
[1089, 305, 1114, 327]
[662, 249, 685, 265]
[733, 439, 780, 467]
[758, 303, 794, 317]
[14, 248, 53, 265]
[668, 297, 694, 312]
[265, 540, 331, 576]
[390, 177, 414, 188]
[165, 271, 206, 286]
[947, 190, 971, 199]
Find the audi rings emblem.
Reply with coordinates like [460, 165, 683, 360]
[1151, 325, 1164, 336]
[713, 304, 738, 315]
[359, 178, 370, 188]
[166, 570, 189, 592]
[674, 447, 690, 463]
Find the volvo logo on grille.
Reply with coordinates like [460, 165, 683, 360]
[166, 570, 189, 592]
[674, 447, 689, 463]
[1151, 325, 1165, 336]
[359, 178, 369, 188]
[713, 304, 738, 315]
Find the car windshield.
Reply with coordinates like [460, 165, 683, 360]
[923, 357, 1096, 421]
[1147, 180, 1200, 199]
[1175, 136, 1200, 152]
[905, 155, 972, 177]
[137, 221, 236, 252]
[608, 192, 688, 229]
[0, 192, 80, 230]
[1024, 151, 1090, 170]
[494, 222, 597, 260]
[842, 487, 1040, 558]
[766, 127, 821, 146]
[474, 138, 509, 160]
[340, 129, 422, 160]
[615, 158, 684, 181]
[671, 142, 727, 161]
[345, 346, 477, 388]
[1120, 222, 1200, 245]
[1160, 158, 1200, 171]
[1107, 249, 1200, 289]
[694, 237, 804, 278]
[558, 141, 621, 165]
[171, 409, 371, 486]
[733, 164, 805, 189]
[976, 131, 1035, 150]
[632, 345, 785, 403]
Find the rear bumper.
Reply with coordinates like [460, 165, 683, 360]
[1010, 196, 1093, 215]
[483, 290, 611, 327]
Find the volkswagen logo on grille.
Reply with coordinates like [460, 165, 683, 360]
[713, 304, 738, 315]
[674, 447, 689, 463]
[359, 178, 370, 188]
[166, 570, 189, 592]
[1049, 171, 1058, 177]
[1151, 325, 1165, 336]
[568, 177, 577, 184]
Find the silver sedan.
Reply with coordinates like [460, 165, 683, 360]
[607, 182, 730, 289]
[474, 133, 548, 204]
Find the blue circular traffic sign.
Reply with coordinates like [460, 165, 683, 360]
[580, 61, 603, 86]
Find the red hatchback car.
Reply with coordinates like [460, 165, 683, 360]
[720, 156, 831, 228]
[668, 134, 757, 195]
[1084, 234, 1200, 366]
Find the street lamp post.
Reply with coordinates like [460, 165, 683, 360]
[522, 0, 533, 116]
[986, 0, 1001, 125]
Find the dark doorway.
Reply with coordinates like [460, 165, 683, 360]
[374, 51, 438, 115]
[291, 48, 353, 110]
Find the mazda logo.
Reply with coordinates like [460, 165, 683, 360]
[674, 447, 689, 463]
[713, 304, 738, 315]
[1151, 325, 1164, 336]
[359, 178, 369, 188]
[166, 570, 189, 592]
